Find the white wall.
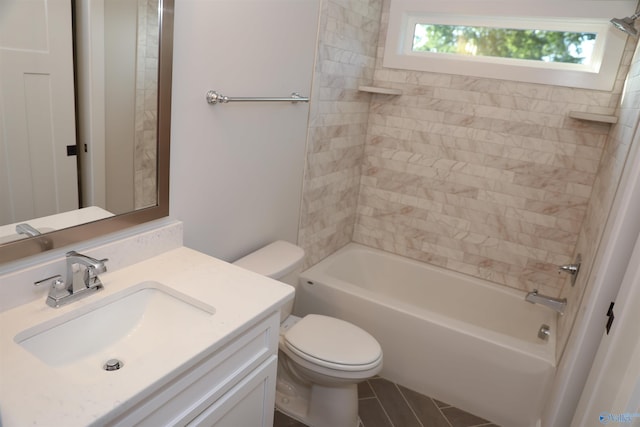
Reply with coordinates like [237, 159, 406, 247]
[170, 0, 320, 262]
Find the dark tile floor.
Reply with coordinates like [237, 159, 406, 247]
[273, 377, 500, 427]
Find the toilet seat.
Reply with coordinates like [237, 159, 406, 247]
[283, 314, 382, 372]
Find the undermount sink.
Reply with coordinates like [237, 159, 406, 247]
[15, 281, 216, 368]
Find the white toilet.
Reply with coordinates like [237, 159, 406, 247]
[233, 241, 383, 427]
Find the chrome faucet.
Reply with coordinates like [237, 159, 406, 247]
[525, 289, 567, 314]
[66, 251, 108, 293]
[15, 222, 53, 250]
[35, 251, 108, 308]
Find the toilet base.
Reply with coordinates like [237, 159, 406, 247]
[275, 374, 360, 427]
[275, 375, 310, 424]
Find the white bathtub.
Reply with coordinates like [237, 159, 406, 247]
[295, 243, 556, 427]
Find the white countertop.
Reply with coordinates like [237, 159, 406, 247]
[0, 247, 294, 426]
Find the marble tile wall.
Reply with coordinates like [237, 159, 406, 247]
[298, 0, 383, 268]
[298, 0, 640, 359]
[134, 0, 159, 210]
[557, 37, 640, 355]
[350, 0, 634, 298]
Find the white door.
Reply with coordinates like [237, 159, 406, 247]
[0, 0, 79, 225]
[572, 231, 640, 426]
[75, 0, 107, 210]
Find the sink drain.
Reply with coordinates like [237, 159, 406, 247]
[104, 358, 124, 371]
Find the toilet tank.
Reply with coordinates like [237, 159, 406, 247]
[233, 241, 305, 319]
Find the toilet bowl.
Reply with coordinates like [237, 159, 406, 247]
[233, 241, 383, 427]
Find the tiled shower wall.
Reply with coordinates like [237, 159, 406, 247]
[298, 0, 382, 268]
[134, 0, 159, 210]
[351, 0, 634, 299]
[299, 0, 638, 339]
[557, 37, 640, 353]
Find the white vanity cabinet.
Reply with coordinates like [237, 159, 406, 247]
[0, 247, 294, 426]
[106, 312, 280, 427]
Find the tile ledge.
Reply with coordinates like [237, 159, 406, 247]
[568, 111, 618, 124]
[358, 85, 403, 96]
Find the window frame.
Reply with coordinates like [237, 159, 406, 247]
[384, 0, 636, 90]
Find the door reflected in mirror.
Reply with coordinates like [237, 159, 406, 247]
[0, 0, 174, 267]
[0, 0, 160, 244]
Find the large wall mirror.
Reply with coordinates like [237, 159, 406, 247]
[0, 0, 173, 264]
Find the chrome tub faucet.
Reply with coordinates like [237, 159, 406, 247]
[525, 289, 567, 314]
[35, 251, 109, 308]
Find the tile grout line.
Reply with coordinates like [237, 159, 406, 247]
[365, 380, 397, 427]
[432, 399, 455, 427]
[394, 383, 426, 427]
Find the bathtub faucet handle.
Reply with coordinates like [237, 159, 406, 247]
[558, 254, 581, 287]
[558, 264, 579, 275]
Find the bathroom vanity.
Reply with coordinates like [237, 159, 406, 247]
[0, 246, 293, 426]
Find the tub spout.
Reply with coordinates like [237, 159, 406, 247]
[525, 289, 566, 314]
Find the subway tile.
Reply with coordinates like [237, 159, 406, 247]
[300, 0, 637, 359]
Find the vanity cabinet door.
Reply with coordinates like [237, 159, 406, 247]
[106, 313, 279, 427]
[188, 356, 277, 427]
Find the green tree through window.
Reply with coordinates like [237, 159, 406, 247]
[413, 24, 596, 64]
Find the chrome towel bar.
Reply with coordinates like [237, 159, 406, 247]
[206, 90, 309, 105]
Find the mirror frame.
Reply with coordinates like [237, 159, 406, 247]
[0, 0, 174, 265]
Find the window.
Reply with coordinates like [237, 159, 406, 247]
[412, 24, 596, 66]
[384, 1, 636, 90]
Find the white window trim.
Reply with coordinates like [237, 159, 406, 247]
[384, 0, 636, 91]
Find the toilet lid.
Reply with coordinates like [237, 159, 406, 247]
[283, 314, 382, 370]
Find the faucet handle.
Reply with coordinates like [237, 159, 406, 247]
[87, 263, 108, 286]
[558, 264, 579, 274]
[34, 274, 69, 300]
[558, 254, 582, 287]
[34, 274, 64, 288]
[90, 258, 109, 273]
